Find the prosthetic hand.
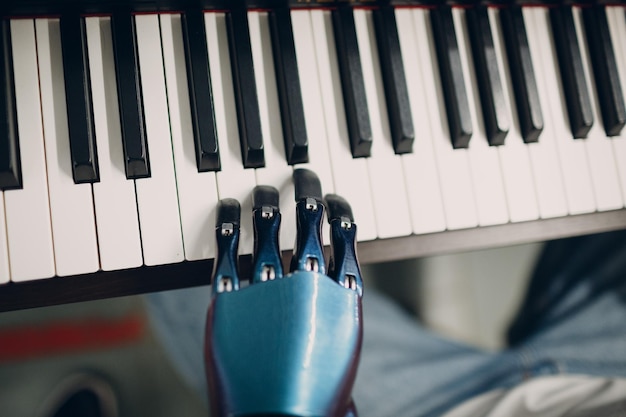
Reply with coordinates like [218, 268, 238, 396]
[204, 169, 363, 417]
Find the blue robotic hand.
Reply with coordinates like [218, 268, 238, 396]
[204, 169, 364, 417]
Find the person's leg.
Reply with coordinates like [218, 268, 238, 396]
[358, 229, 626, 416]
[507, 229, 626, 378]
[352, 289, 523, 417]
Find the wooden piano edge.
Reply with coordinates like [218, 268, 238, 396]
[1, 208, 625, 312]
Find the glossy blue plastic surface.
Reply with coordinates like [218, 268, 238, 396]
[212, 224, 241, 296]
[290, 200, 326, 274]
[205, 271, 362, 416]
[252, 209, 283, 283]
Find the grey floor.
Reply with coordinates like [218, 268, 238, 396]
[0, 242, 542, 416]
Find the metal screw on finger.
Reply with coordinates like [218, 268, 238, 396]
[305, 198, 318, 211]
[260, 265, 276, 282]
[221, 223, 234, 236]
[217, 277, 233, 293]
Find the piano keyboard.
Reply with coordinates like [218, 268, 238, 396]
[1, 2, 626, 310]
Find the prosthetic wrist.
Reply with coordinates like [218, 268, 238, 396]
[204, 169, 363, 417]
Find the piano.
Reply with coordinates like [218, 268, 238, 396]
[0, 0, 625, 311]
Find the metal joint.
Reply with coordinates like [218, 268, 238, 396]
[305, 197, 318, 211]
[344, 274, 357, 291]
[261, 206, 274, 219]
[221, 223, 234, 236]
[305, 257, 319, 272]
[217, 277, 234, 293]
[260, 265, 276, 282]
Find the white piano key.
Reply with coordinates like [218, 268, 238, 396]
[607, 6, 626, 204]
[607, 7, 626, 63]
[495, 8, 568, 220]
[606, 6, 626, 89]
[528, 8, 596, 215]
[248, 12, 297, 250]
[453, 9, 509, 227]
[4, 20, 55, 281]
[614, 137, 626, 207]
[395, 9, 446, 235]
[310, 10, 377, 241]
[413, 8, 478, 230]
[464, 9, 539, 225]
[0, 194, 9, 283]
[86, 17, 143, 271]
[291, 11, 335, 193]
[205, 12, 257, 255]
[160, 14, 219, 261]
[134, 15, 184, 266]
[291, 10, 334, 244]
[353, 9, 412, 239]
[35, 18, 100, 277]
[571, 7, 623, 211]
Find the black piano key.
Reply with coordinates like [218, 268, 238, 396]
[60, 12, 100, 183]
[500, 6, 543, 143]
[466, 5, 509, 146]
[373, 5, 415, 154]
[332, 6, 372, 158]
[582, 5, 626, 137]
[550, 6, 594, 139]
[0, 19, 21, 190]
[269, 8, 308, 165]
[226, 8, 265, 169]
[111, 10, 150, 179]
[182, 8, 220, 172]
[430, 5, 473, 149]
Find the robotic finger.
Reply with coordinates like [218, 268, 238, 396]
[205, 169, 363, 417]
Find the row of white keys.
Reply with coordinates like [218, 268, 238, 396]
[0, 195, 9, 283]
[310, 10, 377, 241]
[526, 8, 596, 215]
[414, 8, 478, 230]
[605, 6, 626, 206]
[453, 8, 510, 226]
[86, 17, 143, 271]
[394, 9, 446, 235]
[353, 9, 412, 239]
[572, 7, 623, 211]
[248, 11, 297, 250]
[4, 20, 55, 282]
[290, 10, 334, 244]
[36, 18, 100, 277]
[133, 15, 184, 265]
[490, 8, 568, 220]
[205, 13, 256, 255]
[160, 14, 218, 261]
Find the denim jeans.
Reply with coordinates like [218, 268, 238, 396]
[145, 230, 626, 417]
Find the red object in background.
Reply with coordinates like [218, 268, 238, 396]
[0, 315, 145, 362]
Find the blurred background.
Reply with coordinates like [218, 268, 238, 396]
[0, 241, 542, 417]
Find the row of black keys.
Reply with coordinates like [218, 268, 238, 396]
[0, 4, 625, 190]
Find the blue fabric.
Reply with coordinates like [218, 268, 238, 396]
[144, 230, 626, 417]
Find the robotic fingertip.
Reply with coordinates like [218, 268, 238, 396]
[216, 198, 241, 228]
[324, 194, 363, 296]
[252, 185, 280, 211]
[324, 194, 354, 223]
[293, 168, 323, 202]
